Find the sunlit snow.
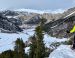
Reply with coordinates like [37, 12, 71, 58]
[49, 45, 75, 58]
[0, 28, 67, 53]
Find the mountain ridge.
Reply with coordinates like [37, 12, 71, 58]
[13, 8, 65, 14]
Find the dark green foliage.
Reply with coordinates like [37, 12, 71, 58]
[35, 26, 45, 58]
[29, 36, 36, 58]
[14, 38, 26, 58]
[29, 18, 46, 58]
[45, 47, 51, 57]
[67, 39, 73, 45]
[0, 38, 28, 58]
[0, 50, 14, 58]
[62, 39, 73, 45]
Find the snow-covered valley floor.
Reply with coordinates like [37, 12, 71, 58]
[0, 28, 68, 57]
[0, 28, 35, 53]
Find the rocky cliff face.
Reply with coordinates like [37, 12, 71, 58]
[44, 9, 75, 38]
[0, 13, 22, 33]
[2, 10, 63, 25]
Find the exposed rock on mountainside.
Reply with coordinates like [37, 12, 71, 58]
[62, 7, 75, 17]
[2, 10, 19, 16]
[44, 14, 75, 38]
[41, 13, 63, 22]
[8, 18, 22, 26]
[0, 7, 75, 34]
[25, 15, 41, 24]
[2, 10, 63, 24]
[0, 13, 22, 33]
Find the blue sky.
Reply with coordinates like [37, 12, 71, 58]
[0, 0, 75, 10]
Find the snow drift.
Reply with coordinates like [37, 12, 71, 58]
[49, 45, 75, 58]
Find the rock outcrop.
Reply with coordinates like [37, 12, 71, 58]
[0, 13, 22, 33]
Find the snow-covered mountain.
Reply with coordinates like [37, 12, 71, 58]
[44, 7, 75, 38]
[14, 8, 65, 14]
[0, 7, 75, 34]
[0, 7, 75, 58]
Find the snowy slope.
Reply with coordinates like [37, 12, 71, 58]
[64, 11, 75, 18]
[0, 28, 67, 53]
[44, 34, 67, 48]
[49, 45, 75, 58]
[51, 10, 75, 29]
[0, 29, 34, 53]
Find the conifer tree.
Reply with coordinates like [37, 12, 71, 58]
[29, 36, 36, 58]
[0, 50, 14, 58]
[29, 18, 46, 58]
[35, 18, 46, 58]
[14, 38, 26, 58]
[35, 26, 45, 58]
